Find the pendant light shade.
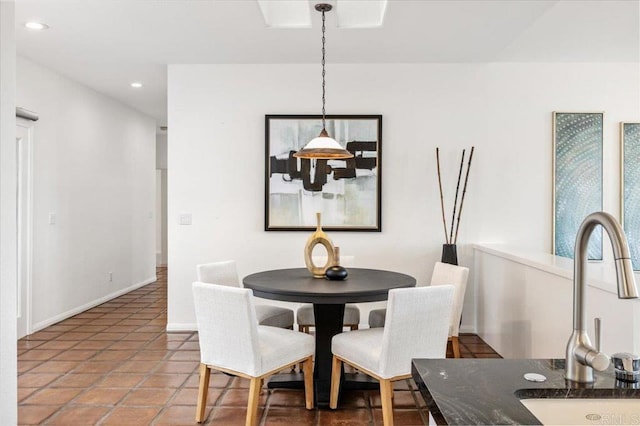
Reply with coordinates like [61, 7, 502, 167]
[294, 129, 354, 159]
[294, 4, 353, 160]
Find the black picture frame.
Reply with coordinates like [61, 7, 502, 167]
[265, 114, 382, 231]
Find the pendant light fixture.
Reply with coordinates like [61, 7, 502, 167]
[294, 3, 354, 160]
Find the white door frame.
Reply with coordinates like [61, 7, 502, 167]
[16, 118, 33, 338]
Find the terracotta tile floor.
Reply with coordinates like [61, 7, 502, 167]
[18, 267, 501, 425]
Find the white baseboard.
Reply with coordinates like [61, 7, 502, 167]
[30, 275, 157, 333]
[166, 323, 197, 332]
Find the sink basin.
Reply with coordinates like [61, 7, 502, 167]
[521, 398, 640, 425]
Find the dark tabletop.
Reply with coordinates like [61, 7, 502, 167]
[243, 267, 416, 304]
[411, 359, 640, 425]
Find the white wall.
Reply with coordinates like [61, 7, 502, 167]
[156, 133, 167, 266]
[167, 63, 639, 331]
[474, 245, 640, 357]
[16, 57, 157, 331]
[0, 2, 17, 423]
[475, 63, 638, 252]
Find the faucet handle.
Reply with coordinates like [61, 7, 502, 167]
[595, 317, 602, 352]
[586, 317, 609, 371]
[588, 351, 611, 371]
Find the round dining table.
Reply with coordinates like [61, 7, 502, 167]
[243, 267, 416, 408]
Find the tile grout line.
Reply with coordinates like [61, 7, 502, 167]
[21, 282, 169, 424]
[147, 332, 198, 426]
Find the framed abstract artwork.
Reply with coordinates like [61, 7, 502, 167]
[552, 112, 603, 260]
[265, 114, 382, 231]
[621, 122, 640, 270]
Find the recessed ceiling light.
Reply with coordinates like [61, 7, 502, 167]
[24, 22, 49, 31]
[130, 82, 143, 88]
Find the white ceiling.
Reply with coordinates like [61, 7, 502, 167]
[15, 0, 640, 128]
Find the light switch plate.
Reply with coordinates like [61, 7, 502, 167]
[48, 212, 56, 225]
[179, 213, 192, 225]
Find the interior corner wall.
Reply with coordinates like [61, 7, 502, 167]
[156, 133, 168, 266]
[167, 63, 639, 331]
[156, 133, 168, 169]
[16, 56, 157, 331]
[0, 1, 17, 423]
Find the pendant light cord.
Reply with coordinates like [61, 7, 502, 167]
[293, 4, 353, 160]
[321, 8, 327, 130]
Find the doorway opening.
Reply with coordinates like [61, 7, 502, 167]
[16, 119, 33, 339]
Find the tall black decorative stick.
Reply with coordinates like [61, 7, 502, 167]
[449, 149, 466, 243]
[436, 148, 449, 244]
[454, 146, 475, 244]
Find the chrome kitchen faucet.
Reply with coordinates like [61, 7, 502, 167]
[565, 212, 639, 383]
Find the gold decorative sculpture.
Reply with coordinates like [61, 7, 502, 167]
[304, 212, 336, 278]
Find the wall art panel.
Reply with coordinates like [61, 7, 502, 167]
[553, 112, 603, 260]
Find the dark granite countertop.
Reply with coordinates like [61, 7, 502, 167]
[411, 359, 640, 425]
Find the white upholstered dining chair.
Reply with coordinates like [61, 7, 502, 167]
[331, 285, 454, 426]
[368, 262, 469, 358]
[296, 255, 359, 332]
[196, 260, 295, 329]
[192, 282, 314, 425]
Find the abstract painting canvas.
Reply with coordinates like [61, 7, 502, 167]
[553, 112, 603, 260]
[622, 122, 640, 270]
[265, 115, 382, 231]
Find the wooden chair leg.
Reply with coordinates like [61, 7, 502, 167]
[451, 336, 461, 358]
[298, 324, 304, 332]
[195, 363, 210, 423]
[302, 356, 314, 409]
[329, 356, 342, 409]
[380, 379, 394, 426]
[246, 377, 262, 426]
[350, 324, 359, 331]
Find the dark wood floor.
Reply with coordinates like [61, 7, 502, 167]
[18, 267, 501, 425]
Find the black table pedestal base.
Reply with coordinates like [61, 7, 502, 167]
[264, 303, 383, 408]
[341, 373, 379, 390]
[266, 372, 305, 390]
[266, 373, 379, 408]
[313, 303, 343, 406]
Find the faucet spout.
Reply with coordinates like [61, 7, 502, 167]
[565, 212, 639, 383]
[614, 257, 639, 299]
